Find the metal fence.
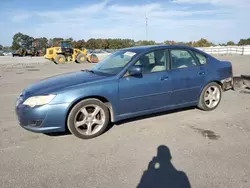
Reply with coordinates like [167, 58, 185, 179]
[197, 46, 250, 55]
[93, 46, 250, 56]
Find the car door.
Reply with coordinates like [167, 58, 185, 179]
[118, 49, 172, 115]
[169, 48, 206, 105]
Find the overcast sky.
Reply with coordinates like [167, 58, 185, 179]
[0, 0, 250, 46]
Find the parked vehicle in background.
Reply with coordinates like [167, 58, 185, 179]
[3, 51, 13, 56]
[12, 48, 40, 57]
[15, 45, 233, 139]
[12, 49, 26, 57]
[44, 40, 89, 64]
[44, 40, 100, 64]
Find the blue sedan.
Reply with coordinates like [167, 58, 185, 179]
[15, 45, 233, 139]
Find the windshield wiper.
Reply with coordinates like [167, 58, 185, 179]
[81, 69, 95, 74]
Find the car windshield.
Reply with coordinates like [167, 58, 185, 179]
[91, 50, 137, 75]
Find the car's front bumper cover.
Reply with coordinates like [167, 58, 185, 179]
[15, 101, 70, 133]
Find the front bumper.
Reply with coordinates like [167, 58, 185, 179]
[15, 101, 70, 133]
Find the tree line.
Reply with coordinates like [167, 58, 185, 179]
[1, 32, 250, 52]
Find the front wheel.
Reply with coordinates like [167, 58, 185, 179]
[55, 54, 66, 64]
[67, 99, 110, 139]
[76, 53, 87, 63]
[198, 82, 222, 111]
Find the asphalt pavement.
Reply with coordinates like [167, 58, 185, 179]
[0, 55, 250, 188]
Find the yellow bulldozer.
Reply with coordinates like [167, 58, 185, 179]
[44, 40, 98, 64]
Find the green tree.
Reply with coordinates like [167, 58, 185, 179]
[86, 38, 98, 49]
[0, 45, 3, 50]
[135, 40, 156, 46]
[65, 37, 73, 42]
[101, 39, 109, 49]
[40, 37, 48, 49]
[48, 38, 64, 47]
[164, 40, 176, 45]
[32, 37, 48, 52]
[193, 38, 213, 47]
[238, 38, 250, 45]
[122, 39, 135, 48]
[12, 32, 34, 50]
[21, 34, 34, 49]
[72, 39, 86, 49]
[12, 32, 23, 50]
[227, 41, 235, 46]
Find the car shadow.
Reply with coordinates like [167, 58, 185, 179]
[114, 106, 196, 126]
[43, 129, 71, 137]
[137, 145, 191, 188]
[43, 106, 195, 137]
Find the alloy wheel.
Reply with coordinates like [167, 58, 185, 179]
[74, 104, 106, 136]
[204, 85, 221, 108]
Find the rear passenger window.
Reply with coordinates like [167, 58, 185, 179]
[134, 49, 168, 74]
[170, 49, 197, 69]
[193, 51, 207, 65]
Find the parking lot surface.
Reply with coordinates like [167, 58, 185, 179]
[0, 55, 250, 188]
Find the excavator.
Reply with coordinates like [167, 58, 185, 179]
[44, 40, 99, 64]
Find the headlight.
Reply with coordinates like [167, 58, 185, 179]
[23, 94, 56, 107]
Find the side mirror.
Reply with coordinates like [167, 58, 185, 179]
[128, 66, 142, 77]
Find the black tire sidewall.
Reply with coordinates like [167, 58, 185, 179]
[55, 54, 66, 64]
[198, 82, 222, 111]
[67, 99, 110, 139]
[76, 54, 87, 63]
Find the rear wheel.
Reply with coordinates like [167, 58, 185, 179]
[67, 99, 110, 139]
[76, 53, 87, 63]
[55, 54, 66, 64]
[198, 82, 222, 111]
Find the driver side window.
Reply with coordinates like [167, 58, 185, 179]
[134, 49, 168, 74]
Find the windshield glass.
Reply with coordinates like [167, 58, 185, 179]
[91, 50, 137, 75]
[61, 41, 72, 48]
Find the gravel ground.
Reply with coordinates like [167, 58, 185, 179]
[0, 55, 250, 188]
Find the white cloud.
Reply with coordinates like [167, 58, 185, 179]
[11, 13, 32, 22]
[172, 0, 250, 7]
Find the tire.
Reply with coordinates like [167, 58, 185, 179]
[67, 99, 110, 139]
[76, 53, 87, 63]
[55, 54, 66, 64]
[198, 82, 222, 111]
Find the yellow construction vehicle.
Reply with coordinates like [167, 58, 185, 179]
[44, 40, 96, 64]
[12, 48, 38, 57]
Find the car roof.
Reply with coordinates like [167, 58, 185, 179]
[121, 45, 201, 53]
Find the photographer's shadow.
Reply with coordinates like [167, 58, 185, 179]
[137, 145, 191, 188]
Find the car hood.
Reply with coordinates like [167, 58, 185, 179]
[23, 71, 109, 97]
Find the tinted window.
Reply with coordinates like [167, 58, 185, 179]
[91, 50, 136, 75]
[193, 51, 207, 65]
[134, 49, 168, 74]
[170, 49, 197, 69]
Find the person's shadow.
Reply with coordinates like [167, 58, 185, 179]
[137, 145, 191, 188]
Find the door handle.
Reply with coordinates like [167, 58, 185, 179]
[199, 71, 205, 75]
[160, 76, 169, 81]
